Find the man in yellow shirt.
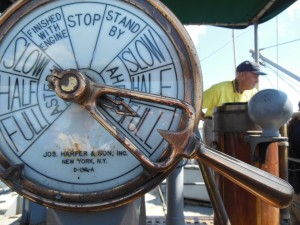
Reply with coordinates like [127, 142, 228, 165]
[201, 60, 267, 146]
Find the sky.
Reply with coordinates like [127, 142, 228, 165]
[185, 1, 300, 112]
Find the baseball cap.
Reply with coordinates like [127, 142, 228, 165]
[236, 61, 267, 75]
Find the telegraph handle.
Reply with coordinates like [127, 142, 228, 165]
[194, 143, 293, 208]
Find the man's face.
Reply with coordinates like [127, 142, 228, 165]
[241, 72, 259, 90]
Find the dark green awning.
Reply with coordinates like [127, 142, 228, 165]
[161, 0, 297, 28]
[1, 0, 297, 28]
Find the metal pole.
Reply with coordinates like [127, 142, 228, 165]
[254, 24, 259, 63]
[232, 29, 237, 70]
[254, 23, 260, 90]
[166, 161, 185, 225]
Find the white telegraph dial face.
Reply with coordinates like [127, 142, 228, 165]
[0, 0, 202, 209]
[0, 0, 184, 192]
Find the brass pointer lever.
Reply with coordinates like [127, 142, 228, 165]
[47, 69, 293, 208]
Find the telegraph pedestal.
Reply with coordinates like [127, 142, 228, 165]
[213, 90, 292, 225]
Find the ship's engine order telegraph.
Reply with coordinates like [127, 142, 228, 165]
[0, 0, 293, 221]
